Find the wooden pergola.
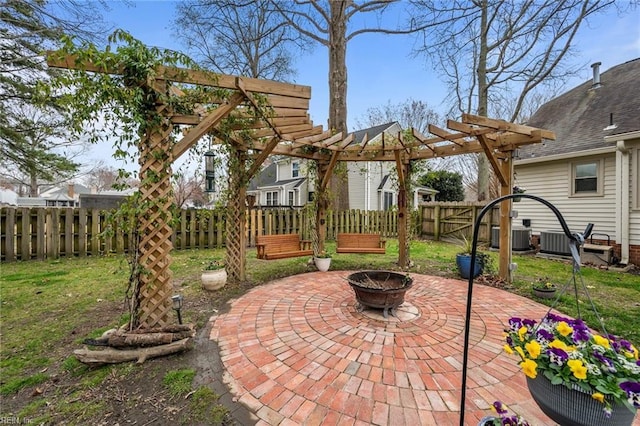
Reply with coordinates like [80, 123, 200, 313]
[48, 54, 555, 329]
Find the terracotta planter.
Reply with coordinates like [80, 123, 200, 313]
[314, 257, 331, 272]
[201, 269, 227, 291]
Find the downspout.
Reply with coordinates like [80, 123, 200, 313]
[615, 140, 630, 264]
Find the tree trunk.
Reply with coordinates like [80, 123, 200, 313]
[476, 0, 490, 201]
[328, 1, 350, 210]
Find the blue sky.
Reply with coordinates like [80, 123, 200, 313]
[100, 1, 639, 133]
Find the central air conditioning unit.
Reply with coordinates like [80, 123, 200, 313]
[539, 230, 571, 256]
[491, 227, 531, 251]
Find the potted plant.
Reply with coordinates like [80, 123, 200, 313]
[505, 313, 640, 425]
[313, 250, 332, 272]
[512, 185, 526, 202]
[532, 279, 557, 299]
[201, 259, 226, 291]
[455, 236, 491, 279]
[479, 401, 529, 425]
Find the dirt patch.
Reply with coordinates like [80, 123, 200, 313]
[0, 281, 257, 425]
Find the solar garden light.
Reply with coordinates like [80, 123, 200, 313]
[171, 294, 184, 324]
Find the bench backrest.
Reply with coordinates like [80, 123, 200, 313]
[337, 233, 381, 248]
[257, 234, 301, 252]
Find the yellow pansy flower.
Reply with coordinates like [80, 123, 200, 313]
[556, 321, 573, 337]
[549, 339, 569, 351]
[515, 346, 525, 359]
[592, 393, 605, 403]
[525, 340, 541, 359]
[520, 359, 538, 379]
[504, 344, 514, 355]
[567, 359, 588, 380]
[593, 335, 610, 349]
[518, 326, 528, 340]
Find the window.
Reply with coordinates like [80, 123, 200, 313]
[383, 192, 394, 210]
[292, 162, 299, 178]
[571, 159, 603, 196]
[288, 191, 294, 206]
[308, 191, 315, 202]
[266, 191, 278, 206]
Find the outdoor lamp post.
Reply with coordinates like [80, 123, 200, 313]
[171, 294, 184, 324]
[204, 151, 215, 193]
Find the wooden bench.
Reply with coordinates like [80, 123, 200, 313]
[336, 233, 386, 254]
[256, 234, 312, 260]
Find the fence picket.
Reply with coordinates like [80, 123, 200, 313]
[0, 203, 499, 261]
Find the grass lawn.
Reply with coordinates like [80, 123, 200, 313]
[1, 238, 638, 423]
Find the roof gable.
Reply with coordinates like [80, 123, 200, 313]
[520, 58, 640, 158]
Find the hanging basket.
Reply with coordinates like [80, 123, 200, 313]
[526, 375, 637, 426]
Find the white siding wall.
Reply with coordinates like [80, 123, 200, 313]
[347, 162, 396, 210]
[514, 153, 617, 239]
[347, 163, 367, 210]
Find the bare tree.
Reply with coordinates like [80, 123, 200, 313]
[270, 0, 427, 209]
[172, 171, 207, 209]
[173, 0, 304, 81]
[410, 0, 617, 200]
[354, 98, 441, 134]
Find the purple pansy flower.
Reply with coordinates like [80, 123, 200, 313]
[536, 329, 554, 344]
[522, 319, 536, 330]
[492, 400, 508, 414]
[593, 351, 615, 372]
[620, 340, 633, 352]
[548, 347, 569, 365]
[620, 382, 640, 408]
[508, 317, 522, 332]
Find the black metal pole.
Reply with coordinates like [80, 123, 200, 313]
[458, 194, 588, 426]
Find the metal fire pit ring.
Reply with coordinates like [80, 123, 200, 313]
[345, 270, 413, 318]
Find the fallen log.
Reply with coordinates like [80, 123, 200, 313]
[107, 330, 195, 348]
[127, 324, 196, 334]
[74, 338, 193, 365]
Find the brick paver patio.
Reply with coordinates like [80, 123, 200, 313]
[209, 271, 639, 425]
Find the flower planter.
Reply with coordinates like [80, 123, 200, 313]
[532, 287, 557, 299]
[456, 254, 482, 279]
[527, 375, 637, 426]
[314, 257, 331, 272]
[201, 269, 227, 291]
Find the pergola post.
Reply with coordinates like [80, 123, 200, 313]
[498, 152, 514, 282]
[314, 159, 332, 255]
[136, 101, 175, 329]
[225, 148, 248, 282]
[395, 152, 411, 268]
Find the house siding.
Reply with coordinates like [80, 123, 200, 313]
[514, 153, 617, 239]
[348, 163, 367, 210]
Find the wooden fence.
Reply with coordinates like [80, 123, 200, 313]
[1, 203, 497, 262]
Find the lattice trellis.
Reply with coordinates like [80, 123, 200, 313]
[136, 118, 174, 329]
[225, 151, 247, 283]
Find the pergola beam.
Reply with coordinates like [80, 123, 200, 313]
[172, 91, 245, 159]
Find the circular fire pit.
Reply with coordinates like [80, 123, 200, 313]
[346, 270, 413, 318]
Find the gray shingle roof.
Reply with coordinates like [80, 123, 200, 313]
[519, 58, 640, 158]
[351, 122, 398, 145]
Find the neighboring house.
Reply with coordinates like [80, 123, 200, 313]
[0, 188, 18, 206]
[17, 184, 91, 207]
[247, 122, 437, 210]
[515, 59, 640, 266]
